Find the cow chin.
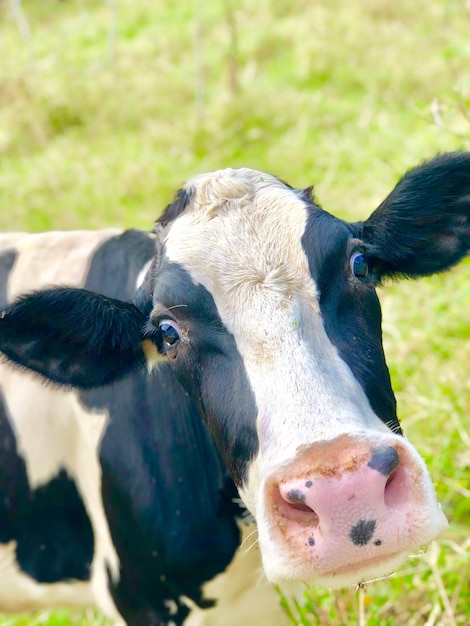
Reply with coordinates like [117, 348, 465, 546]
[261, 544, 409, 589]
[243, 433, 448, 589]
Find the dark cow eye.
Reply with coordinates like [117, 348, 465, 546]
[157, 319, 181, 354]
[350, 250, 368, 278]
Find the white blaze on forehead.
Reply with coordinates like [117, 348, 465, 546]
[164, 168, 387, 491]
[165, 168, 319, 320]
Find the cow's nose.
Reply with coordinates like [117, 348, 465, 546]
[277, 446, 403, 532]
[277, 448, 400, 532]
[265, 440, 421, 576]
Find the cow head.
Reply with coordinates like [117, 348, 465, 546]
[2, 153, 469, 587]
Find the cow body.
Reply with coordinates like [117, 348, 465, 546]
[1, 153, 469, 625]
[0, 231, 282, 625]
[0, 231, 123, 617]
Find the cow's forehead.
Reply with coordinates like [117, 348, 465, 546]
[163, 168, 321, 327]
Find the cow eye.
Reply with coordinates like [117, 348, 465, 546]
[350, 250, 368, 278]
[157, 319, 181, 354]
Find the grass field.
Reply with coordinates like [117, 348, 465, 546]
[1, 0, 469, 624]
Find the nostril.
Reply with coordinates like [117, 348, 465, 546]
[278, 486, 320, 527]
[383, 465, 405, 507]
[368, 446, 400, 477]
[288, 501, 313, 513]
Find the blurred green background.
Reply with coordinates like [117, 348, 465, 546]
[1, 0, 469, 624]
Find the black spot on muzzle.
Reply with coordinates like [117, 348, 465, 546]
[349, 519, 376, 546]
[368, 446, 399, 477]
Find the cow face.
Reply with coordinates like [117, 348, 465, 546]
[144, 172, 396, 483]
[136, 168, 445, 587]
[2, 153, 470, 588]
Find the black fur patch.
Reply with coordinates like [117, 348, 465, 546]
[83, 230, 157, 300]
[78, 235, 243, 623]
[81, 368, 241, 625]
[15, 469, 94, 582]
[0, 389, 94, 582]
[302, 208, 400, 434]
[145, 261, 260, 487]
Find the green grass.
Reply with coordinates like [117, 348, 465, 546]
[1, 0, 469, 624]
[0, 610, 112, 626]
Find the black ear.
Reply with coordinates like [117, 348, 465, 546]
[0, 288, 148, 388]
[156, 187, 194, 227]
[355, 152, 470, 278]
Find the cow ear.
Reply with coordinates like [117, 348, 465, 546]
[156, 187, 194, 227]
[0, 287, 149, 388]
[356, 152, 470, 279]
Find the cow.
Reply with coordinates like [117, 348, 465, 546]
[0, 152, 469, 626]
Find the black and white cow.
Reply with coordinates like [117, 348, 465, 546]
[0, 153, 469, 625]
